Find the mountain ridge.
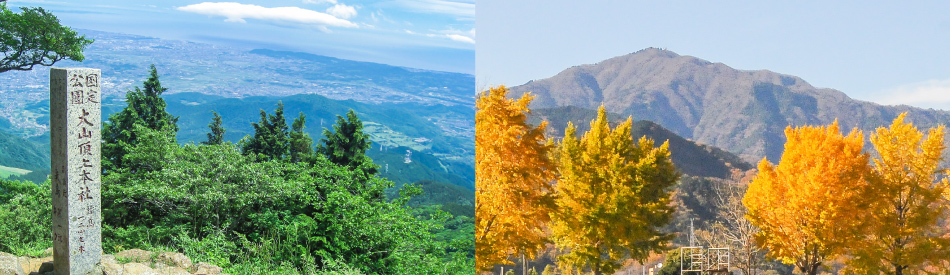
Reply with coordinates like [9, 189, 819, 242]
[510, 48, 950, 163]
[528, 106, 751, 179]
[6, 92, 474, 189]
[0, 29, 475, 138]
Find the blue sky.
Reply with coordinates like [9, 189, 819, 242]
[477, 1, 950, 110]
[8, 0, 474, 74]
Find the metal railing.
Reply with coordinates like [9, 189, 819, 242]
[679, 246, 730, 275]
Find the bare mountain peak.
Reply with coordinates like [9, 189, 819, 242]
[632, 47, 681, 58]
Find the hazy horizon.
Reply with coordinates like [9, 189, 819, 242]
[7, 0, 474, 74]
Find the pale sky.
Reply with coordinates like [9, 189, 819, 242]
[477, 1, 950, 110]
[8, 0, 474, 74]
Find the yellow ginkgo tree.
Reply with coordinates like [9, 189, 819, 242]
[743, 121, 872, 275]
[551, 105, 678, 275]
[849, 113, 950, 274]
[475, 85, 556, 271]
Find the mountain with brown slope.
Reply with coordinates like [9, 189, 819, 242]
[528, 106, 752, 179]
[510, 47, 950, 163]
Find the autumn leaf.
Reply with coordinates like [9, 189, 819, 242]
[743, 120, 871, 275]
[850, 112, 950, 274]
[550, 105, 678, 275]
[475, 85, 556, 271]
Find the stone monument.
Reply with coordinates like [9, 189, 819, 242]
[50, 68, 103, 275]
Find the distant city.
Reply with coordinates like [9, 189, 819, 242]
[0, 29, 475, 140]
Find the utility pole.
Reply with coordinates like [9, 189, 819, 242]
[689, 218, 696, 246]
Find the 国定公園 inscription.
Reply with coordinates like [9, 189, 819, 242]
[51, 68, 103, 275]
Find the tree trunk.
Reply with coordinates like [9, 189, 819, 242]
[523, 254, 527, 275]
[797, 263, 820, 275]
[807, 263, 819, 275]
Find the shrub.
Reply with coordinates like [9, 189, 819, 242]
[0, 179, 51, 256]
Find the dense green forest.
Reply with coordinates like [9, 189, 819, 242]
[0, 130, 49, 172]
[0, 66, 474, 274]
[1, 91, 475, 190]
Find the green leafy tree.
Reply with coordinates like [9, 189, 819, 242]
[101, 124, 470, 274]
[0, 3, 93, 73]
[242, 102, 289, 161]
[0, 178, 51, 256]
[656, 249, 683, 275]
[102, 64, 179, 173]
[316, 109, 378, 177]
[289, 112, 314, 163]
[202, 111, 226, 145]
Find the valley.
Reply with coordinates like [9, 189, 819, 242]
[0, 29, 474, 190]
[0, 29, 475, 138]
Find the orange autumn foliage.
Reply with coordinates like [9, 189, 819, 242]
[849, 113, 950, 274]
[475, 86, 556, 271]
[743, 120, 872, 275]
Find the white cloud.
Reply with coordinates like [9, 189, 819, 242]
[177, 2, 357, 28]
[326, 4, 357, 19]
[874, 79, 950, 110]
[403, 27, 474, 44]
[439, 28, 474, 44]
[446, 34, 474, 44]
[370, 10, 399, 25]
[391, 0, 474, 18]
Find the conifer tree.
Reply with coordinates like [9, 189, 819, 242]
[202, 111, 225, 145]
[316, 109, 377, 176]
[288, 112, 313, 163]
[242, 102, 289, 161]
[102, 64, 179, 173]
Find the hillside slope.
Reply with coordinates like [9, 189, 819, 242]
[14, 92, 474, 189]
[402, 179, 475, 218]
[0, 129, 49, 172]
[511, 48, 950, 163]
[529, 106, 751, 179]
